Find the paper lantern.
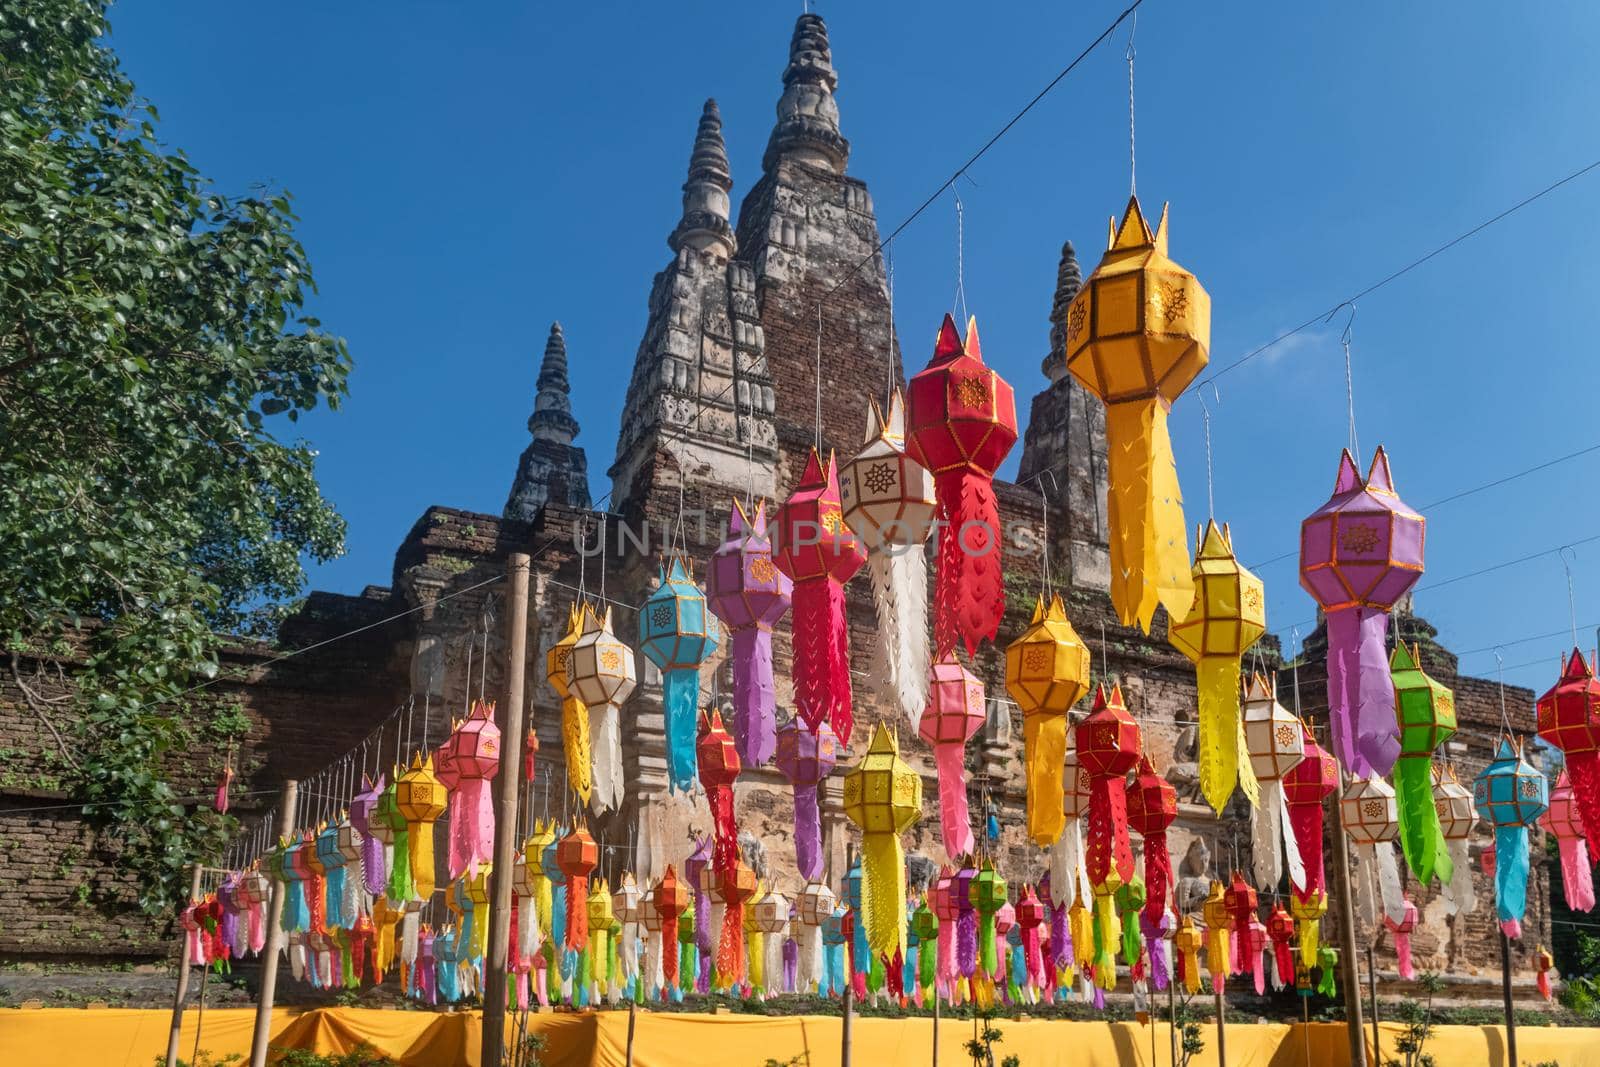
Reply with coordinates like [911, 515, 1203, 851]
[1223, 872, 1259, 970]
[702, 859, 757, 988]
[557, 823, 599, 950]
[1384, 898, 1419, 980]
[1473, 736, 1548, 938]
[1168, 520, 1265, 813]
[918, 654, 986, 860]
[970, 860, 1008, 982]
[1390, 641, 1457, 887]
[1201, 881, 1231, 992]
[912, 897, 940, 998]
[928, 868, 957, 998]
[546, 604, 592, 806]
[949, 860, 980, 980]
[396, 754, 446, 902]
[1064, 196, 1207, 632]
[352, 773, 388, 896]
[1543, 770, 1595, 912]
[1127, 754, 1177, 925]
[1341, 775, 1406, 928]
[437, 700, 500, 881]
[613, 872, 643, 995]
[842, 722, 922, 960]
[1014, 885, 1046, 993]
[1537, 649, 1600, 860]
[774, 448, 866, 742]
[569, 604, 637, 813]
[1281, 722, 1337, 903]
[796, 881, 835, 994]
[653, 865, 689, 990]
[640, 556, 718, 791]
[375, 777, 413, 903]
[1536, 945, 1556, 1002]
[1290, 890, 1327, 970]
[706, 499, 792, 768]
[1299, 447, 1425, 777]
[1433, 764, 1478, 916]
[313, 823, 350, 933]
[1242, 674, 1306, 893]
[1005, 593, 1092, 847]
[1049, 751, 1094, 917]
[754, 889, 790, 996]
[905, 314, 1018, 657]
[696, 708, 742, 876]
[586, 877, 616, 996]
[1266, 902, 1296, 991]
[1174, 915, 1204, 995]
[1077, 684, 1142, 892]
[774, 715, 839, 882]
[840, 391, 936, 724]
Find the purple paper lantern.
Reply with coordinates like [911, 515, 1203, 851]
[706, 498, 793, 767]
[1299, 447, 1424, 776]
[774, 716, 839, 881]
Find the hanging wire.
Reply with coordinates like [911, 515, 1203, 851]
[814, 303, 824, 452]
[1197, 384, 1219, 520]
[885, 249, 897, 408]
[952, 190, 969, 325]
[1035, 469, 1059, 599]
[1125, 9, 1138, 196]
[1339, 303, 1360, 458]
[1290, 626, 1303, 717]
[1494, 647, 1513, 738]
[1562, 545, 1581, 651]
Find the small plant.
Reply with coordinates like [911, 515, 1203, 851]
[1383, 970, 1444, 1067]
[151, 1054, 243, 1067]
[1176, 1003, 1205, 1067]
[962, 1009, 1017, 1067]
[271, 1045, 398, 1067]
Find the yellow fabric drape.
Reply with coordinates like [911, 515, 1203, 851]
[561, 694, 591, 805]
[860, 834, 906, 961]
[1104, 401, 1193, 634]
[1022, 711, 1068, 846]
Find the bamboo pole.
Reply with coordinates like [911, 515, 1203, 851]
[1329, 785, 1367, 1066]
[1501, 930, 1518, 1067]
[1168, 972, 1177, 1067]
[1367, 941, 1380, 1061]
[932, 986, 940, 1067]
[164, 864, 204, 1067]
[626, 998, 638, 1067]
[249, 779, 299, 1067]
[190, 961, 211, 1067]
[841, 983, 854, 1067]
[483, 552, 532, 1067]
[1214, 986, 1226, 1067]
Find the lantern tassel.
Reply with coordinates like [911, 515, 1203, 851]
[409, 828, 436, 903]
[730, 628, 777, 767]
[792, 578, 854, 743]
[1142, 833, 1173, 924]
[1023, 713, 1068, 846]
[1442, 837, 1475, 915]
[1567, 754, 1600, 859]
[590, 701, 623, 814]
[717, 902, 745, 987]
[561, 695, 592, 806]
[861, 834, 907, 960]
[1376, 842, 1407, 925]
[932, 743, 975, 862]
[1086, 774, 1135, 886]
[1288, 800, 1326, 900]
[662, 670, 700, 792]
[1103, 401, 1194, 634]
[1196, 658, 1259, 813]
[1496, 824, 1534, 938]
[1395, 757, 1452, 886]
[792, 782, 823, 883]
[567, 876, 589, 950]
[449, 778, 496, 881]
[933, 470, 1005, 658]
[1325, 606, 1402, 778]
[863, 549, 931, 729]
[1393, 925, 1415, 981]
[388, 829, 413, 903]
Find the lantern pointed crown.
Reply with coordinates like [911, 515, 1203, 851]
[842, 722, 922, 834]
[1536, 647, 1600, 755]
[1299, 447, 1425, 611]
[1169, 520, 1265, 661]
[707, 498, 792, 630]
[1004, 593, 1092, 714]
[904, 315, 1018, 478]
[697, 707, 741, 787]
[1063, 196, 1211, 405]
[774, 448, 866, 583]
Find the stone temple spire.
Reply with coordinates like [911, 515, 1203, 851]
[669, 99, 735, 258]
[529, 322, 580, 445]
[1041, 241, 1082, 382]
[505, 322, 590, 521]
[762, 13, 849, 174]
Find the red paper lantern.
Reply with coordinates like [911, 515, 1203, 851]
[1281, 723, 1338, 902]
[653, 865, 689, 988]
[1075, 684, 1142, 892]
[905, 314, 1018, 658]
[1127, 754, 1177, 923]
[557, 824, 598, 950]
[1537, 648, 1600, 858]
[697, 708, 742, 877]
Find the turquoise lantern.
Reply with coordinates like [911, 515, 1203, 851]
[639, 555, 720, 792]
[1472, 736, 1548, 938]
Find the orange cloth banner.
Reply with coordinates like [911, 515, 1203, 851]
[2, 1007, 1597, 1067]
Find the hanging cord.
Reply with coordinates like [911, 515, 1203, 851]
[1494, 648, 1513, 738]
[743, 387, 757, 514]
[1561, 545, 1582, 651]
[814, 304, 824, 452]
[952, 190, 969, 325]
[1197, 385, 1219, 520]
[478, 621, 489, 706]
[1035, 469, 1059, 599]
[463, 627, 474, 719]
[1290, 627, 1303, 716]
[1337, 303, 1360, 458]
[1125, 10, 1137, 196]
[1098, 621, 1110, 686]
[885, 250, 897, 408]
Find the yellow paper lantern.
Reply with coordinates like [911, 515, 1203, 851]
[1065, 196, 1210, 633]
[842, 722, 922, 960]
[395, 753, 447, 901]
[1169, 520, 1266, 814]
[546, 604, 591, 806]
[1004, 593, 1091, 847]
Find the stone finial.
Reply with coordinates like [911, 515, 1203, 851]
[762, 13, 850, 174]
[1041, 241, 1082, 382]
[669, 99, 736, 258]
[529, 322, 580, 445]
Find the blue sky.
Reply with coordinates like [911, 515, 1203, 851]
[108, 2, 1600, 690]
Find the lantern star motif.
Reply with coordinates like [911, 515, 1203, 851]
[639, 556, 718, 791]
[1390, 641, 1457, 887]
[1168, 520, 1266, 814]
[842, 722, 922, 960]
[840, 392, 936, 727]
[775, 449, 866, 743]
[1536, 648, 1600, 862]
[706, 499, 792, 769]
[1474, 736, 1549, 938]
[1299, 447, 1425, 777]
[1065, 196, 1208, 633]
[1005, 593, 1091, 848]
[569, 604, 638, 813]
[905, 315, 1019, 657]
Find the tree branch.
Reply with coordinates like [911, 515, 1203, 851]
[9, 650, 82, 770]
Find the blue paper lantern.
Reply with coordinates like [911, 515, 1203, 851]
[1473, 736, 1549, 937]
[639, 556, 720, 792]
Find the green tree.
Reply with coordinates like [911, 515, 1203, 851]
[1384, 971, 1444, 1067]
[0, 0, 348, 909]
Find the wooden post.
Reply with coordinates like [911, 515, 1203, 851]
[1329, 786, 1367, 1067]
[164, 864, 204, 1067]
[249, 779, 299, 1067]
[1501, 930, 1518, 1067]
[1367, 941, 1381, 1061]
[482, 552, 532, 1067]
[190, 962, 211, 1067]
[842, 983, 855, 1067]
[1214, 987, 1226, 1067]
[932, 987, 940, 1067]
[625, 998, 638, 1067]
[1168, 971, 1177, 1067]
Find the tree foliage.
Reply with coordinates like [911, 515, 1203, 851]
[0, 0, 349, 909]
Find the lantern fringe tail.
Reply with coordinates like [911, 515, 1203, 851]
[449, 779, 495, 881]
[1494, 826, 1531, 934]
[717, 903, 745, 986]
[1559, 838, 1596, 912]
[791, 579, 853, 742]
[933, 743, 976, 861]
[933, 471, 1006, 658]
[864, 549, 930, 728]
[792, 783, 824, 882]
[1086, 776, 1135, 886]
[1197, 658, 1258, 814]
[561, 695, 593, 806]
[1567, 755, 1600, 859]
[1395, 757, 1451, 886]
[1023, 714, 1067, 848]
[1142, 835, 1172, 922]
[409, 828, 436, 902]
[1288, 800, 1326, 898]
[1325, 607, 1401, 778]
[662, 671, 699, 793]
[590, 701, 623, 815]
[730, 628, 776, 767]
[861, 834, 907, 960]
[1376, 842, 1407, 924]
[1103, 401, 1194, 634]
[388, 829, 414, 903]
[1252, 785, 1282, 891]
[1444, 838, 1476, 915]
